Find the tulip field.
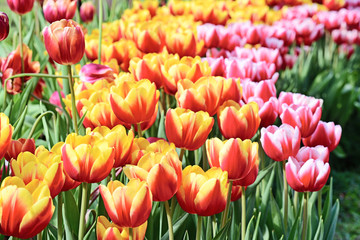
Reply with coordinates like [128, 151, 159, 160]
[1, 0, 360, 239]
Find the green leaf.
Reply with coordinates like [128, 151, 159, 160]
[270, 191, 284, 237]
[245, 215, 255, 240]
[84, 209, 97, 240]
[252, 212, 262, 240]
[313, 218, 324, 240]
[213, 218, 231, 240]
[324, 200, 340, 240]
[161, 213, 190, 240]
[64, 190, 80, 239]
[157, 108, 166, 139]
[247, 162, 275, 195]
[288, 200, 302, 240]
[12, 106, 28, 138]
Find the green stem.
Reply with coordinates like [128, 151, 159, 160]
[28, 111, 56, 138]
[68, 65, 79, 135]
[2, 78, 10, 112]
[129, 227, 133, 240]
[34, 1, 40, 36]
[58, 193, 63, 240]
[136, 123, 142, 138]
[19, 15, 24, 83]
[164, 201, 174, 240]
[179, 148, 185, 163]
[98, 0, 103, 64]
[294, 191, 299, 212]
[78, 183, 89, 240]
[170, 196, 176, 217]
[318, 189, 322, 218]
[302, 192, 309, 240]
[4, 73, 78, 80]
[202, 144, 208, 170]
[37, 231, 42, 240]
[241, 186, 246, 240]
[221, 181, 233, 228]
[196, 215, 202, 240]
[111, 168, 116, 181]
[212, 215, 217, 238]
[160, 89, 166, 113]
[283, 161, 288, 232]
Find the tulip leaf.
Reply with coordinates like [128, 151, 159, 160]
[157, 104, 166, 139]
[247, 162, 275, 196]
[252, 212, 262, 240]
[77, 110, 87, 136]
[47, 224, 57, 240]
[182, 231, 190, 240]
[12, 106, 28, 139]
[269, 191, 284, 237]
[313, 218, 324, 240]
[84, 209, 97, 240]
[323, 178, 333, 223]
[161, 213, 190, 240]
[64, 190, 80, 239]
[245, 215, 255, 240]
[23, 22, 35, 46]
[213, 218, 231, 240]
[324, 200, 339, 240]
[2, 99, 13, 117]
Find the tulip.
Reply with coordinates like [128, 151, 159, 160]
[99, 179, 153, 228]
[7, 0, 35, 15]
[124, 149, 182, 202]
[176, 76, 223, 116]
[260, 124, 301, 162]
[286, 156, 330, 192]
[220, 77, 242, 104]
[165, 108, 214, 151]
[80, 1, 95, 23]
[295, 146, 330, 163]
[79, 63, 115, 83]
[109, 79, 160, 126]
[193, 2, 229, 25]
[43, 19, 85, 65]
[0, 177, 54, 238]
[197, 24, 221, 49]
[96, 216, 147, 240]
[164, 28, 199, 58]
[206, 57, 226, 77]
[280, 104, 322, 138]
[242, 79, 277, 103]
[217, 100, 260, 140]
[88, 126, 134, 168]
[49, 91, 65, 111]
[61, 133, 114, 183]
[43, 0, 77, 23]
[133, 22, 163, 53]
[206, 138, 259, 185]
[278, 92, 323, 114]
[248, 96, 278, 128]
[0, 114, 13, 161]
[11, 151, 65, 198]
[302, 121, 342, 152]
[4, 138, 36, 162]
[176, 166, 228, 216]
[0, 12, 9, 41]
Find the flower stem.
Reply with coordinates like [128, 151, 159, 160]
[196, 215, 202, 240]
[302, 192, 309, 240]
[164, 200, 174, 240]
[129, 227, 133, 240]
[58, 193, 63, 240]
[98, 0, 103, 64]
[67, 65, 79, 135]
[19, 15, 24, 83]
[283, 160, 288, 232]
[318, 189, 322, 218]
[37, 231, 42, 240]
[136, 123, 142, 138]
[221, 181, 233, 228]
[78, 182, 89, 240]
[241, 186, 246, 240]
[202, 144, 208, 171]
[294, 191, 299, 212]
[28, 111, 55, 139]
[179, 148, 185, 162]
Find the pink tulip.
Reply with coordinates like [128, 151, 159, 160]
[79, 63, 115, 83]
[7, 0, 35, 15]
[295, 146, 329, 163]
[278, 92, 323, 114]
[197, 24, 221, 49]
[80, 1, 95, 23]
[302, 121, 342, 152]
[242, 79, 277, 103]
[260, 124, 301, 162]
[248, 97, 278, 128]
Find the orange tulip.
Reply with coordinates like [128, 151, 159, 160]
[124, 149, 182, 202]
[88, 126, 134, 168]
[0, 177, 54, 238]
[176, 76, 223, 116]
[206, 138, 259, 185]
[164, 28, 201, 57]
[96, 216, 147, 240]
[43, 19, 85, 65]
[61, 133, 114, 183]
[217, 100, 261, 140]
[109, 79, 160, 125]
[0, 113, 13, 160]
[165, 108, 214, 151]
[176, 166, 228, 216]
[220, 78, 243, 105]
[99, 179, 153, 228]
[11, 151, 65, 198]
[133, 22, 163, 53]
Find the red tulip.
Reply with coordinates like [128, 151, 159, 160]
[43, 19, 85, 65]
[4, 138, 36, 162]
[43, 0, 77, 23]
[7, 0, 35, 15]
[0, 12, 9, 41]
[80, 1, 95, 23]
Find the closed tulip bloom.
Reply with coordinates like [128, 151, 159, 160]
[242, 79, 277, 103]
[165, 108, 214, 151]
[278, 92, 323, 114]
[96, 216, 147, 240]
[133, 22, 163, 53]
[80, 1, 95, 23]
[0, 12, 9, 41]
[260, 124, 301, 162]
[286, 156, 330, 192]
[220, 77, 242, 105]
[4, 138, 36, 162]
[295, 146, 330, 163]
[43, 19, 85, 65]
[88, 126, 134, 168]
[99, 179, 153, 228]
[176, 76, 223, 116]
[80, 63, 115, 83]
[231, 185, 244, 202]
[217, 100, 260, 140]
[197, 24, 221, 48]
[280, 104, 322, 138]
[43, 0, 77, 23]
[61, 133, 114, 183]
[7, 0, 35, 15]
[124, 149, 182, 202]
[206, 138, 259, 184]
[11, 151, 65, 198]
[110, 79, 160, 125]
[176, 166, 228, 216]
[0, 113, 13, 160]
[302, 121, 342, 152]
[164, 28, 199, 58]
[0, 177, 54, 238]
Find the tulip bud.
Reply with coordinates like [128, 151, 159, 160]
[80, 1, 95, 23]
[7, 0, 35, 15]
[0, 12, 9, 41]
[4, 138, 36, 162]
[43, 0, 77, 23]
[43, 19, 85, 65]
